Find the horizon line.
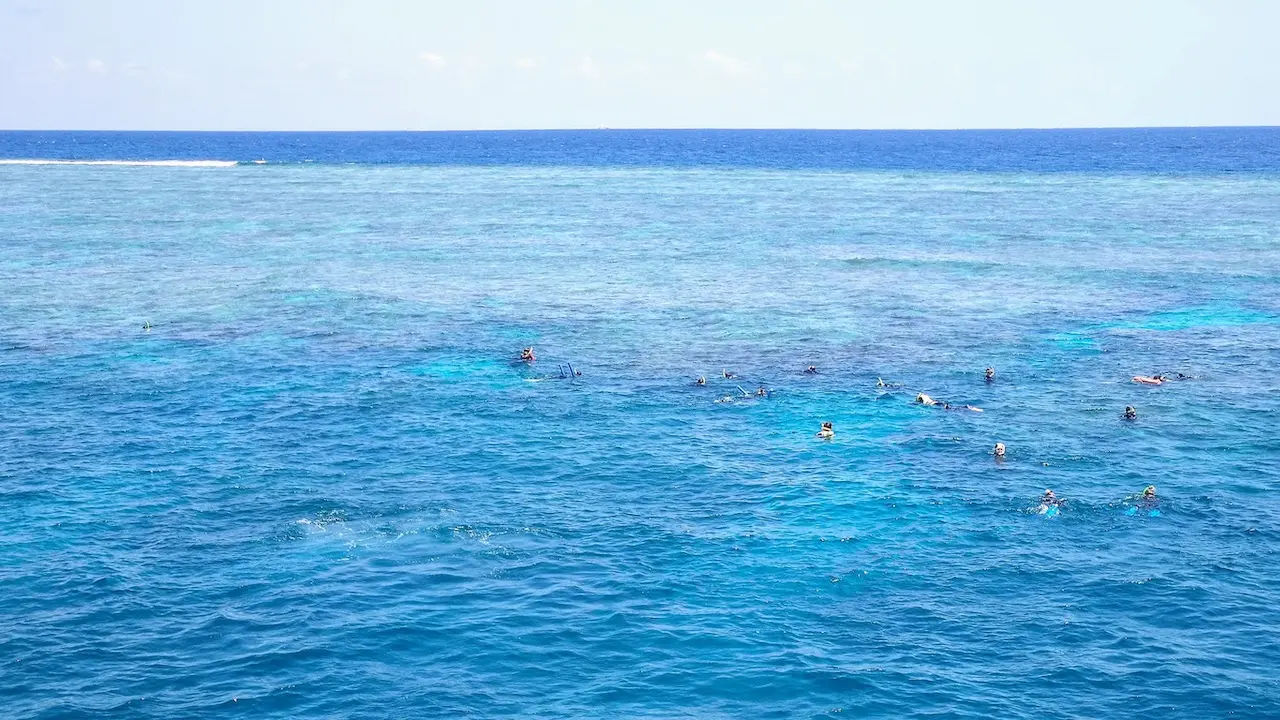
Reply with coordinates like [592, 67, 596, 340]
[3, 124, 1279, 134]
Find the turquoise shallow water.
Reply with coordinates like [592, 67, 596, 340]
[3, 135, 1280, 717]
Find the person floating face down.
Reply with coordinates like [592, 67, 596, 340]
[916, 393, 938, 407]
[520, 347, 536, 363]
[985, 367, 995, 382]
[1139, 485, 1158, 507]
[817, 421, 834, 439]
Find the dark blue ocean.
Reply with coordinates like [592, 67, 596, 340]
[2, 129, 1279, 718]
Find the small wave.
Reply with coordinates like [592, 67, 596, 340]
[0, 159, 238, 168]
[840, 255, 1003, 272]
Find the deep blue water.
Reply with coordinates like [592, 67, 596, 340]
[2, 130, 1279, 718]
[4, 127, 1280, 173]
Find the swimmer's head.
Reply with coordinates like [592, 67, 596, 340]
[756, 387, 768, 396]
[696, 376, 706, 385]
[806, 365, 817, 373]
[985, 367, 994, 379]
[1043, 489, 1056, 500]
[1124, 405, 1137, 418]
[1143, 485, 1156, 498]
[993, 442, 1005, 457]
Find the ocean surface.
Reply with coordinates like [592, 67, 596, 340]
[2, 129, 1279, 718]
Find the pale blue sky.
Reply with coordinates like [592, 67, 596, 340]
[2, 0, 1277, 130]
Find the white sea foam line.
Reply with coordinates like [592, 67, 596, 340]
[0, 159, 238, 168]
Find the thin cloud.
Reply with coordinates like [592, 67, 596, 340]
[51, 56, 67, 72]
[419, 52, 446, 71]
[514, 57, 538, 71]
[577, 55, 601, 79]
[86, 59, 107, 74]
[705, 50, 744, 74]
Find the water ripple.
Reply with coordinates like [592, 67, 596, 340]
[2, 160, 1278, 717]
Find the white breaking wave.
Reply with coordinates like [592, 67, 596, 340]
[0, 159, 238, 168]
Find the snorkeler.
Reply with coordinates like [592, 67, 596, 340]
[804, 365, 818, 374]
[696, 376, 707, 386]
[722, 369, 737, 379]
[1132, 375, 1163, 385]
[556, 364, 583, 379]
[755, 386, 769, 397]
[993, 442, 1006, 458]
[915, 393, 939, 407]
[985, 367, 995, 382]
[142, 321, 152, 332]
[1036, 489, 1063, 515]
[1124, 406, 1137, 420]
[520, 347, 536, 363]
[1124, 484, 1161, 516]
[1138, 485, 1161, 510]
[817, 421, 834, 439]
